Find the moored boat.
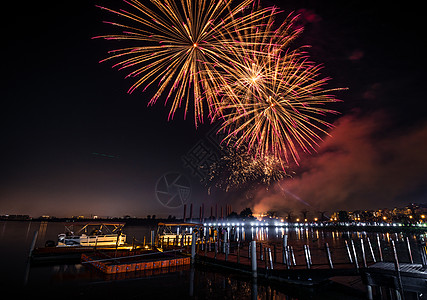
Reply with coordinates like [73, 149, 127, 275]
[157, 222, 202, 246]
[57, 222, 126, 247]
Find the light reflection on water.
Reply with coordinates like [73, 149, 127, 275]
[1, 220, 426, 299]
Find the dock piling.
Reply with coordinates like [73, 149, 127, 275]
[377, 234, 383, 262]
[28, 230, 38, 258]
[251, 241, 257, 277]
[191, 231, 196, 264]
[391, 240, 404, 298]
[345, 240, 353, 263]
[237, 241, 240, 264]
[361, 238, 367, 268]
[406, 236, 413, 264]
[367, 236, 376, 263]
[150, 230, 155, 248]
[350, 239, 359, 270]
[290, 246, 296, 266]
[304, 245, 311, 269]
[325, 242, 334, 269]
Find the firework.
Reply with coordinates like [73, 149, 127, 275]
[207, 144, 292, 192]
[215, 13, 344, 165]
[95, 0, 279, 126]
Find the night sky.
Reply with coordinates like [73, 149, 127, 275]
[1, 0, 425, 218]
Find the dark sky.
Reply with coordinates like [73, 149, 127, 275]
[1, 0, 425, 218]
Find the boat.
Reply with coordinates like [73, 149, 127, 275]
[57, 222, 126, 247]
[157, 222, 203, 246]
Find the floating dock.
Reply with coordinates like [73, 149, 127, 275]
[81, 249, 191, 274]
[30, 244, 142, 264]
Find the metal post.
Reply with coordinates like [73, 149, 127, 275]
[28, 231, 38, 258]
[304, 245, 311, 269]
[391, 240, 404, 297]
[251, 241, 257, 277]
[290, 246, 296, 266]
[191, 231, 196, 264]
[282, 234, 288, 265]
[307, 244, 312, 266]
[285, 246, 291, 268]
[420, 245, 427, 267]
[214, 241, 218, 259]
[351, 240, 359, 270]
[268, 248, 273, 270]
[223, 229, 227, 254]
[260, 243, 263, 261]
[264, 248, 268, 270]
[367, 236, 377, 263]
[325, 242, 334, 269]
[345, 240, 353, 263]
[377, 234, 383, 262]
[406, 237, 414, 264]
[237, 241, 240, 264]
[150, 230, 155, 248]
[360, 238, 367, 268]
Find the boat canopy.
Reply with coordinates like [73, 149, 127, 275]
[157, 222, 203, 227]
[62, 222, 125, 236]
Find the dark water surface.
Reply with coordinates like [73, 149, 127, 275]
[0, 220, 425, 299]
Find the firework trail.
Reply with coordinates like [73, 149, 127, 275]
[95, 0, 279, 126]
[95, 1, 345, 186]
[211, 12, 344, 166]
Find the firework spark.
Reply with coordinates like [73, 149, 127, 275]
[215, 13, 344, 165]
[207, 144, 293, 192]
[95, 0, 279, 126]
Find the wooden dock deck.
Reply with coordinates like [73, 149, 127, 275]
[361, 262, 427, 294]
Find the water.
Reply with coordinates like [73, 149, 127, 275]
[0, 220, 425, 299]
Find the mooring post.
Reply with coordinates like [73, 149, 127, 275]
[350, 239, 359, 270]
[191, 231, 196, 264]
[391, 240, 404, 298]
[223, 230, 227, 254]
[259, 243, 263, 261]
[367, 236, 377, 263]
[282, 234, 288, 265]
[406, 236, 414, 264]
[285, 246, 291, 268]
[214, 240, 218, 259]
[150, 230, 155, 248]
[264, 248, 268, 270]
[268, 248, 273, 270]
[251, 240, 257, 277]
[237, 241, 240, 264]
[304, 245, 311, 269]
[377, 234, 383, 262]
[307, 244, 312, 266]
[28, 230, 38, 258]
[420, 244, 427, 267]
[290, 246, 296, 266]
[345, 240, 353, 263]
[360, 238, 367, 268]
[325, 242, 334, 269]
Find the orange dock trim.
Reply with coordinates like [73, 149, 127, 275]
[81, 251, 190, 274]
